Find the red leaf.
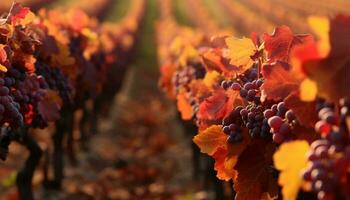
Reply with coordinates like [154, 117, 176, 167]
[197, 89, 244, 129]
[261, 63, 302, 101]
[8, 3, 30, 25]
[264, 26, 313, 63]
[234, 140, 278, 200]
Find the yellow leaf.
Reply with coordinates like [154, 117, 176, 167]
[179, 45, 198, 66]
[273, 141, 309, 200]
[308, 16, 330, 56]
[300, 78, 317, 102]
[170, 37, 182, 55]
[225, 37, 256, 68]
[0, 64, 7, 72]
[203, 70, 220, 88]
[193, 125, 227, 156]
[81, 28, 98, 40]
[21, 11, 35, 26]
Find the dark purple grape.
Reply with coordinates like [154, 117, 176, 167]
[0, 87, 9, 96]
[230, 82, 241, 90]
[240, 88, 248, 98]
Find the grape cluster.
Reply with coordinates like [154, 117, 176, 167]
[221, 69, 298, 144]
[35, 62, 73, 105]
[221, 75, 271, 142]
[222, 106, 244, 143]
[265, 102, 297, 144]
[173, 62, 206, 94]
[5, 67, 50, 128]
[0, 74, 23, 128]
[302, 99, 350, 200]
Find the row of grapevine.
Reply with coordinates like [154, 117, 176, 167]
[157, 0, 350, 199]
[239, 0, 310, 33]
[0, 0, 55, 12]
[184, 0, 221, 35]
[217, 0, 275, 35]
[272, 0, 350, 16]
[0, 0, 145, 199]
[63, 0, 113, 17]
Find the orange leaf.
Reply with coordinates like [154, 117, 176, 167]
[159, 63, 176, 99]
[201, 48, 239, 78]
[234, 140, 278, 200]
[0, 45, 7, 63]
[176, 91, 193, 120]
[213, 129, 251, 181]
[273, 141, 309, 200]
[263, 26, 313, 63]
[261, 63, 302, 101]
[213, 148, 237, 181]
[193, 125, 227, 156]
[13, 52, 36, 73]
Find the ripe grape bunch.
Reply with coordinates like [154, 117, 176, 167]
[172, 61, 206, 94]
[221, 67, 298, 144]
[302, 99, 350, 200]
[6, 67, 49, 128]
[0, 71, 23, 128]
[35, 61, 73, 106]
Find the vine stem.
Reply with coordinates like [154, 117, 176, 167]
[16, 128, 42, 200]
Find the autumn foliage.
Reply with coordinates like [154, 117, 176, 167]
[158, 7, 350, 200]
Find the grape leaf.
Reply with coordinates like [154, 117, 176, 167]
[159, 63, 176, 99]
[261, 63, 302, 101]
[234, 140, 278, 200]
[212, 129, 251, 181]
[224, 37, 256, 70]
[13, 52, 36, 73]
[176, 90, 193, 120]
[284, 93, 318, 128]
[213, 147, 237, 181]
[201, 48, 239, 78]
[179, 45, 198, 67]
[197, 89, 244, 129]
[263, 26, 313, 63]
[0, 64, 7, 72]
[273, 141, 309, 200]
[193, 125, 227, 156]
[293, 15, 350, 102]
[8, 3, 35, 25]
[0, 45, 7, 63]
[38, 90, 62, 122]
[202, 70, 220, 88]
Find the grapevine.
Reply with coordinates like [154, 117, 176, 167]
[158, 4, 350, 199]
[0, 1, 145, 199]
